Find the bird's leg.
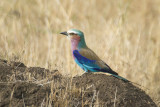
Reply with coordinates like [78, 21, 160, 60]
[87, 70, 92, 73]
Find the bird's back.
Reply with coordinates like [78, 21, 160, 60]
[78, 47, 118, 74]
[79, 47, 101, 61]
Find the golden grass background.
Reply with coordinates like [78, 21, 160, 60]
[0, 0, 160, 105]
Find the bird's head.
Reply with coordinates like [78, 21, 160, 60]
[60, 29, 84, 39]
[60, 29, 87, 49]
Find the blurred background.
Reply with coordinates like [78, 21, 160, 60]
[0, 0, 159, 105]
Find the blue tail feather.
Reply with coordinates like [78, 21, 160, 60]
[112, 74, 129, 82]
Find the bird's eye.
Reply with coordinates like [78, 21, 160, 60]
[69, 33, 75, 36]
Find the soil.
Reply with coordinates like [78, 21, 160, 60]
[0, 59, 157, 107]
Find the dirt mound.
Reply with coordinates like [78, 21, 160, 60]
[0, 59, 157, 107]
[73, 73, 157, 107]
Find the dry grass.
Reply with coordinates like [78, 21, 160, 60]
[0, 0, 160, 106]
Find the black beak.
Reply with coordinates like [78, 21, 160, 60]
[60, 31, 68, 36]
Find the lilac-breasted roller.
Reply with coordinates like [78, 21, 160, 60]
[60, 29, 129, 82]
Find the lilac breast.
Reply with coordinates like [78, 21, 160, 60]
[71, 38, 80, 59]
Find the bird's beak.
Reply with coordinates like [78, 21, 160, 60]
[60, 31, 68, 36]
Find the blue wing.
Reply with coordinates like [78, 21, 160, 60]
[73, 50, 118, 75]
[73, 50, 129, 82]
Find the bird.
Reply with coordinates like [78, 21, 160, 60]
[60, 29, 129, 82]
